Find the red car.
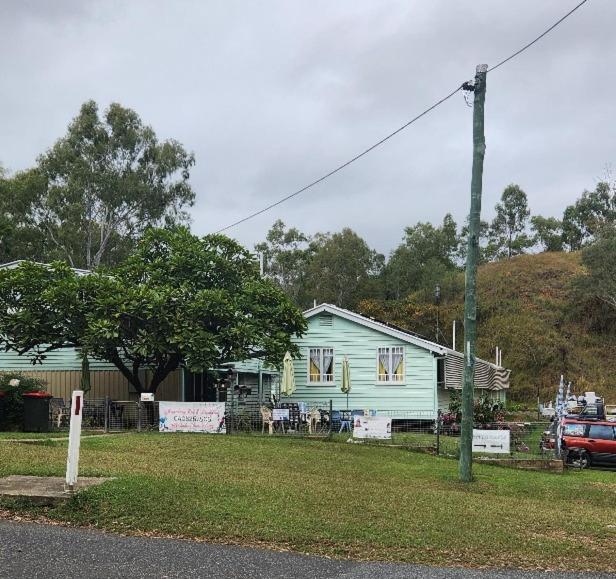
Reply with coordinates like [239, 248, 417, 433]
[561, 419, 616, 468]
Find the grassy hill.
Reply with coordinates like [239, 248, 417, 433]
[359, 252, 616, 404]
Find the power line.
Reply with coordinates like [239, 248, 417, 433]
[488, 0, 589, 72]
[215, 0, 590, 234]
[215, 84, 464, 233]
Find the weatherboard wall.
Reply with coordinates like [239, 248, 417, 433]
[288, 313, 437, 416]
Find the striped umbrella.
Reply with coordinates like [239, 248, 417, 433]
[280, 351, 296, 397]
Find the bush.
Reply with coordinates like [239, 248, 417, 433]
[0, 372, 47, 430]
[445, 391, 505, 426]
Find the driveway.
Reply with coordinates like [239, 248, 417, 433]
[0, 520, 613, 579]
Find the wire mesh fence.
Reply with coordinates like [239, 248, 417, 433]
[46, 398, 556, 461]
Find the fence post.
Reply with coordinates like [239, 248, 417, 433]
[328, 400, 333, 439]
[137, 401, 142, 433]
[436, 410, 441, 455]
[104, 396, 109, 433]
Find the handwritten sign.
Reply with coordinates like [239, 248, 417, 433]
[353, 416, 392, 440]
[159, 402, 226, 433]
[472, 429, 510, 453]
[272, 409, 289, 421]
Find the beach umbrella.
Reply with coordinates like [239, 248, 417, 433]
[280, 351, 296, 396]
[341, 356, 351, 409]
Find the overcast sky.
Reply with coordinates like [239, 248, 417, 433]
[1, 0, 614, 254]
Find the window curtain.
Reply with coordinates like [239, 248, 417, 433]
[378, 350, 390, 378]
[322, 349, 333, 379]
[391, 350, 403, 378]
[310, 349, 321, 380]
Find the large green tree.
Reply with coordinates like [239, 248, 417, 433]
[305, 228, 383, 309]
[562, 182, 615, 251]
[255, 220, 314, 307]
[384, 214, 459, 299]
[0, 228, 306, 393]
[531, 215, 563, 252]
[488, 184, 533, 259]
[576, 225, 616, 312]
[31, 100, 196, 268]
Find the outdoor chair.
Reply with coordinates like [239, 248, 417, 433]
[308, 408, 325, 434]
[50, 398, 70, 428]
[335, 410, 352, 433]
[260, 406, 275, 435]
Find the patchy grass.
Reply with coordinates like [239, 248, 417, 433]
[0, 433, 614, 571]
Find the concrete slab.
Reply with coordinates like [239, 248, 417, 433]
[0, 475, 113, 506]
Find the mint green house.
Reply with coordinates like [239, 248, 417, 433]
[286, 304, 509, 418]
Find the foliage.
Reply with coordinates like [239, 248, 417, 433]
[361, 252, 616, 403]
[0, 373, 47, 429]
[255, 220, 314, 307]
[383, 214, 460, 299]
[488, 184, 533, 259]
[24, 100, 195, 269]
[531, 215, 563, 252]
[306, 228, 384, 309]
[561, 181, 616, 250]
[0, 228, 306, 393]
[445, 391, 504, 425]
[576, 225, 616, 312]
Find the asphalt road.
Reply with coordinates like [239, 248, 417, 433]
[0, 520, 614, 579]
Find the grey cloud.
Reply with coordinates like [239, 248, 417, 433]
[1, 0, 614, 255]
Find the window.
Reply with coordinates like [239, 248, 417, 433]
[563, 424, 586, 437]
[588, 425, 615, 440]
[308, 348, 334, 383]
[377, 346, 405, 383]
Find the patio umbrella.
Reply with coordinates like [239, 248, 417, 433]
[280, 351, 296, 397]
[341, 356, 351, 409]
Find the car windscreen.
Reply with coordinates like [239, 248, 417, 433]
[588, 425, 615, 440]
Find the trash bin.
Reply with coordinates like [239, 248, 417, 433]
[23, 391, 53, 433]
[0, 391, 5, 430]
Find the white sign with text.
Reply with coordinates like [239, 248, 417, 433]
[159, 402, 226, 433]
[472, 429, 510, 454]
[353, 416, 392, 440]
[272, 409, 290, 421]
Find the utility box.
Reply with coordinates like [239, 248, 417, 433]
[23, 391, 53, 432]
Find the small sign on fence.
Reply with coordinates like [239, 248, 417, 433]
[159, 402, 226, 433]
[353, 416, 392, 440]
[140, 393, 155, 402]
[472, 429, 510, 453]
[272, 409, 289, 421]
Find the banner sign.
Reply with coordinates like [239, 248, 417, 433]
[159, 402, 226, 433]
[472, 429, 510, 453]
[272, 408, 289, 421]
[353, 416, 392, 440]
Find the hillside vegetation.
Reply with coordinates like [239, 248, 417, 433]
[359, 252, 616, 404]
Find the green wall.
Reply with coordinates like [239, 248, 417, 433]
[288, 313, 437, 417]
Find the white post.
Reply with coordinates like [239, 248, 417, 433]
[452, 321, 456, 351]
[65, 390, 84, 493]
[495, 346, 499, 366]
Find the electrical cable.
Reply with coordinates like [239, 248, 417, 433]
[215, 0, 590, 233]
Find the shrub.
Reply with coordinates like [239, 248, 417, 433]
[0, 372, 48, 430]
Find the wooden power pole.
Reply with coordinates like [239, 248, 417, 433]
[459, 64, 488, 483]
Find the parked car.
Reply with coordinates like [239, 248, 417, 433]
[561, 418, 616, 468]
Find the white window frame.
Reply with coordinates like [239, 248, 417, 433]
[376, 346, 405, 384]
[307, 347, 335, 384]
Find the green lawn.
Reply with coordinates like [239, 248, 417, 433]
[0, 433, 614, 572]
